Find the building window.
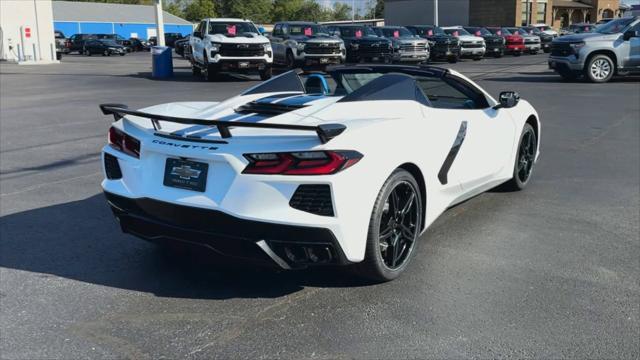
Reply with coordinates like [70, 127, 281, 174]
[521, 0, 532, 26]
[537, 3, 547, 24]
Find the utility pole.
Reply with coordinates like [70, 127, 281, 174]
[154, 0, 165, 46]
[434, 0, 438, 26]
[525, 0, 530, 25]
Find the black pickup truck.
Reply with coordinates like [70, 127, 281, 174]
[328, 25, 393, 63]
[405, 25, 460, 63]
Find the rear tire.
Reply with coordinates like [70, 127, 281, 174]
[448, 55, 458, 63]
[502, 123, 537, 191]
[353, 169, 423, 282]
[192, 64, 201, 77]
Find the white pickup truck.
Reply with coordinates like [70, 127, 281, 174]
[189, 18, 273, 81]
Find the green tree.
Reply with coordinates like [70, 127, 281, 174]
[164, 0, 185, 18]
[272, 0, 303, 22]
[218, 0, 272, 24]
[296, 0, 328, 22]
[183, 0, 216, 22]
[332, 2, 352, 21]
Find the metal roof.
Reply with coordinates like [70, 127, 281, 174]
[52, 1, 191, 25]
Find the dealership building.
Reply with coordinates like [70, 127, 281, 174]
[385, 0, 628, 28]
[52, 1, 193, 40]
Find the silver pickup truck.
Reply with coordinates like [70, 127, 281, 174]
[548, 17, 640, 83]
[269, 22, 346, 68]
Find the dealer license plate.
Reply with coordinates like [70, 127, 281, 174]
[163, 158, 208, 192]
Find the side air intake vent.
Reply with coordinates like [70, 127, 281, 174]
[289, 185, 334, 217]
[104, 153, 122, 180]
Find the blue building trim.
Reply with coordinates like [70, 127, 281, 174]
[53, 21, 192, 40]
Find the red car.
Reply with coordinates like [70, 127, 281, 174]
[486, 27, 525, 56]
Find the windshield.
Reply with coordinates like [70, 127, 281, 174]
[571, 24, 595, 33]
[379, 27, 413, 38]
[444, 28, 470, 36]
[209, 22, 258, 35]
[289, 24, 329, 36]
[523, 27, 542, 35]
[595, 17, 635, 34]
[339, 26, 377, 37]
[465, 27, 491, 36]
[536, 25, 550, 31]
[411, 26, 444, 36]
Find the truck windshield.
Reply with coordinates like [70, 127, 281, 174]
[209, 22, 258, 35]
[289, 24, 329, 36]
[444, 28, 471, 36]
[339, 26, 377, 37]
[379, 27, 413, 37]
[595, 17, 635, 34]
[412, 26, 444, 36]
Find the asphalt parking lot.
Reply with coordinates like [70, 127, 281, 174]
[1, 52, 638, 359]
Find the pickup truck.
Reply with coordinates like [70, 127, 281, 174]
[327, 24, 392, 63]
[549, 17, 640, 82]
[373, 26, 430, 63]
[189, 18, 273, 81]
[406, 25, 460, 63]
[270, 22, 346, 68]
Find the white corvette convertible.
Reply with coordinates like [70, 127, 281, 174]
[100, 65, 540, 282]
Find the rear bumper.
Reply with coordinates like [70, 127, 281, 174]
[105, 191, 351, 268]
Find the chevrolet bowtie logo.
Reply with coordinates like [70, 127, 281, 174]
[171, 165, 201, 180]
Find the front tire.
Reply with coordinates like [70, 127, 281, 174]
[285, 50, 296, 69]
[259, 65, 272, 80]
[585, 54, 614, 83]
[503, 123, 537, 191]
[353, 169, 423, 282]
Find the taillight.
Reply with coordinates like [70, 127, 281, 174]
[243, 151, 363, 175]
[108, 127, 140, 158]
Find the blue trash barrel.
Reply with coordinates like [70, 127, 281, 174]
[151, 46, 173, 78]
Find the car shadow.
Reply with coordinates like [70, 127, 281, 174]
[0, 195, 375, 300]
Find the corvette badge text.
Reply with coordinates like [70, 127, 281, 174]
[152, 139, 218, 150]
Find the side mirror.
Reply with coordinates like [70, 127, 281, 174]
[493, 91, 520, 110]
[193, 31, 202, 39]
[623, 30, 640, 41]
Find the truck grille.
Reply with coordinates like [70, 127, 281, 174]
[289, 185, 334, 217]
[304, 43, 341, 55]
[461, 42, 483, 48]
[400, 43, 427, 52]
[219, 43, 265, 57]
[359, 43, 391, 55]
[551, 43, 573, 57]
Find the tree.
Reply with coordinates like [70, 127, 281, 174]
[296, 0, 330, 22]
[272, 0, 303, 22]
[164, 0, 185, 18]
[218, 0, 272, 24]
[183, 0, 216, 22]
[332, 2, 352, 21]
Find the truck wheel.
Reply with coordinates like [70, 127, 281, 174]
[448, 55, 458, 63]
[585, 54, 614, 83]
[56, 52, 62, 60]
[192, 65, 201, 77]
[494, 50, 504, 58]
[206, 65, 219, 81]
[259, 66, 272, 80]
[285, 51, 296, 69]
[543, 48, 551, 53]
[473, 56, 482, 61]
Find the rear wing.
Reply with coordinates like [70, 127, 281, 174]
[99, 104, 346, 144]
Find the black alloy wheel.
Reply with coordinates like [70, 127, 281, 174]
[354, 169, 423, 282]
[503, 123, 537, 190]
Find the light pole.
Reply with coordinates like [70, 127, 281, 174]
[154, 0, 165, 46]
[352, 0, 355, 22]
[434, 0, 438, 26]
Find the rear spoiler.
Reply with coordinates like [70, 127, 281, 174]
[99, 104, 346, 144]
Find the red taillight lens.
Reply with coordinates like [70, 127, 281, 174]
[108, 127, 140, 158]
[243, 151, 363, 175]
